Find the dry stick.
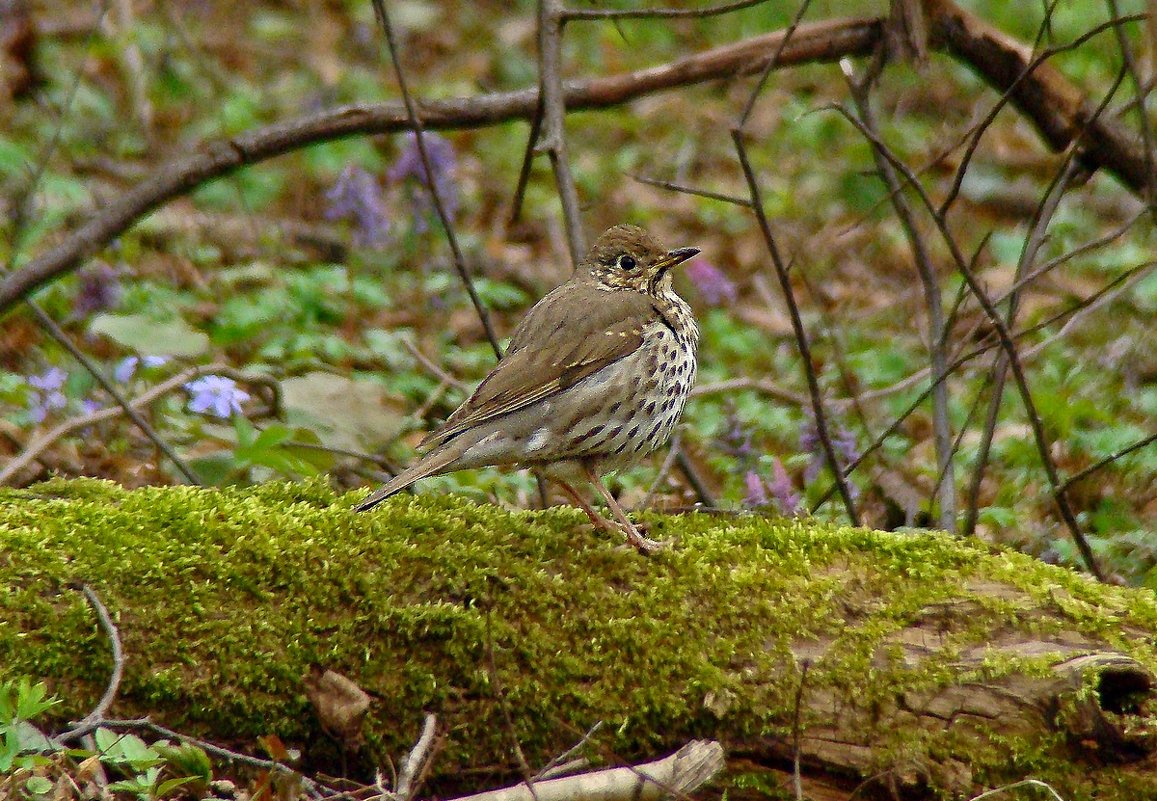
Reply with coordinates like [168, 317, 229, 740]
[20, 306, 201, 485]
[0, 363, 251, 485]
[533, 721, 604, 782]
[731, 0, 859, 522]
[370, 0, 502, 359]
[1, 16, 882, 314]
[738, 0, 812, 127]
[538, 0, 586, 266]
[395, 713, 438, 801]
[564, 0, 772, 21]
[452, 740, 724, 801]
[962, 160, 1078, 538]
[1, 1, 196, 485]
[810, 265, 1147, 512]
[510, 95, 545, 224]
[842, 55, 956, 531]
[833, 109, 1104, 580]
[626, 172, 753, 207]
[963, 66, 1127, 537]
[484, 611, 540, 801]
[1104, 0, 1155, 207]
[929, 1, 1152, 194]
[732, 133, 858, 523]
[690, 377, 808, 406]
[936, 0, 1064, 216]
[790, 659, 811, 801]
[1059, 432, 1157, 492]
[62, 717, 323, 797]
[72, 584, 124, 729]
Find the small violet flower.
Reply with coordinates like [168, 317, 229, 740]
[185, 375, 249, 419]
[114, 355, 168, 384]
[325, 165, 391, 248]
[800, 417, 859, 484]
[685, 259, 737, 306]
[388, 131, 458, 232]
[743, 460, 802, 515]
[743, 470, 768, 507]
[766, 457, 802, 514]
[26, 367, 68, 423]
[73, 262, 122, 318]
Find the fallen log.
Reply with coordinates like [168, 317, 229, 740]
[1, 478, 1154, 799]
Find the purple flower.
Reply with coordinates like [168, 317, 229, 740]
[325, 165, 391, 248]
[81, 398, 103, 415]
[766, 458, 802, 514]
[685, 259, 737, 306]
[388, 131, 458, 232]
[185, 375, 249, 419]
[73, 262, 122, 317]
[800, 417, 858, 484]
[720, 409, 753, 459]
[744, 460, 802, 514]
[114, 355, 168, 384]
[26, 367, 68, 423]
[743, 470, 768, 507]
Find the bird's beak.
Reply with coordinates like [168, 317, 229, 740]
[656, 247, 700, 271]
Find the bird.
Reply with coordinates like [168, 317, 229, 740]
[356, 224, 701, 553]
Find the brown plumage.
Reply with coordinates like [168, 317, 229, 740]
[356, 224, 700, 552]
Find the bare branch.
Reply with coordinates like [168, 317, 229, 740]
[564, 0, 771, 21]
[71, 584, 124, 729]
[395, 713, 438, 801]
[842, 54, 956, 531]
[731, 130, 859, 524]
[538, 0, 587, 265]
[370, 0, 503, 359]
[627, 173, 753, 208]
[1059, 432, 1157, 493]
[0, 16, 883, 312]
[453, 740, 724, 801]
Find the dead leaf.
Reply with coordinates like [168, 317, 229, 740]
[303, 666, 372, 751]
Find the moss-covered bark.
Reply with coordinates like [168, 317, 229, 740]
[1, 478, 1155, 799]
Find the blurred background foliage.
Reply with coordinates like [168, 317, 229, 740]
[0, 0, 1153, 584]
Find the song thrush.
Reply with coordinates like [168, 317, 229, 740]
[357, 224, 700, 553]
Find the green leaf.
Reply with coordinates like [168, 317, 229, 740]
[281, 372, 405, 452]
[89, 314, 209, 358]
[24, 775, 53, 795]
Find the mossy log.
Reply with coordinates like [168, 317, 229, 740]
[1, 479, 1155, 800]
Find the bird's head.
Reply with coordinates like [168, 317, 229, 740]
[584, 224, 699, 296]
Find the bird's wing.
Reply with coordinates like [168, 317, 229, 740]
[419, 284, 654, 451]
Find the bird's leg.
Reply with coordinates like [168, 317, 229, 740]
[554, 478, 614, 531]
[581, 462, 668, 554]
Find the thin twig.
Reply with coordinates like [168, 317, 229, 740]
[370, 0, 503, 359]
[1059, 432, 1157, 492]
[1104, 0, 1155, 207]
[0, 363, 274, 485]
[828, 105, 1103, 580]
[73, 584, 124, 728]
[564, 0, 771, 21]
[395, 713, 438, 801]
[510, 96, 545, 224]
[791, 659, 811, 801]
[538, 0, 586, 266]
[533, 721, 604, 782]
[627, 173, 753, 207]
[842, 54, 956, 530]
[737, 0, 812, 126]
[675, 450, 715, 507]
[690, 377, 808, 406]
[732, 131, 859, 524]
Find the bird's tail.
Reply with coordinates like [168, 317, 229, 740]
[355, 439, 472, 512]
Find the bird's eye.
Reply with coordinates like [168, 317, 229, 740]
[618, 254, 637, 271]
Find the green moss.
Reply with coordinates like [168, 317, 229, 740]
[1, 478, 1155, 799]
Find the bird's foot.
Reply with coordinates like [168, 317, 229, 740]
[617, 521, 670, 555]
